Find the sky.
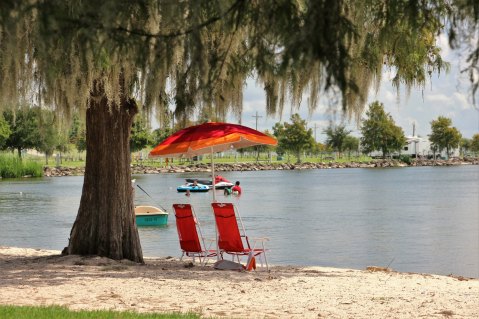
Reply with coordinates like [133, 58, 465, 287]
[237, 34, 479, 142]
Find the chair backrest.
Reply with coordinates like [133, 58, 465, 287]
[211, 203, 245, 252]
[173, 204, 202, 253]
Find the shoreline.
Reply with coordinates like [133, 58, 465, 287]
[44, 158, 479, 177]
[1, 246, 478, 318]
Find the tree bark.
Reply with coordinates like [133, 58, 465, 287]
[66, 81, 144, 263]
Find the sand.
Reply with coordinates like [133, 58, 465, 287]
[0, 246, 477, 318]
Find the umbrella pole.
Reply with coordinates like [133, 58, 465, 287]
[211, 147, 221, 260]
[211, 147, 216, 202]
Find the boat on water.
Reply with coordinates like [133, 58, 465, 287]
[185, 178, 212, 185]
[177, 183, 210, 193]
[184, 178, 234, 189]
[212, 181, 234, 189]
[135, 205, 168, 226]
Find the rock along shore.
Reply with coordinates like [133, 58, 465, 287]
[43, 157, 479, 177]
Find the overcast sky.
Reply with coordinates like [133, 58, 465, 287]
[237, 35, 479, 142]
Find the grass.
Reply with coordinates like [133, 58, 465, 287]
[30, 148, 374, 169]
[0, 305, 201, 319]
[127, 153, 374, 167]
[0, 153, 43, 178]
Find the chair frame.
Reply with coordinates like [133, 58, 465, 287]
[173, 203, 218, 266]
[212, 202, 269, 270]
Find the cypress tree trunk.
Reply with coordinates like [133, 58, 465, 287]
[66, 81, 144, 263]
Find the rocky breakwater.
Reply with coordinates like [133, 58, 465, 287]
[43, 157, 479, 177]
[411, 157, 479, 166]
[43, 166, 85, 177]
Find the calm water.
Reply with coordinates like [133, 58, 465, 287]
[1, 166, 478, 277]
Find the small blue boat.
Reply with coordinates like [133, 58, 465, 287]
[177, 183, 210, 193]
[135, 206, 168, 226]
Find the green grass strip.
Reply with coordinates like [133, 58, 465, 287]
[0, 305, 201, 319]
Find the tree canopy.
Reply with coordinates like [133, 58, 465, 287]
[459, 137, 471, 156]
[130, 115, 152, 153]
[343, 135, 360, 158]
[2, 109, 42, 157]
[35, 110, 63, 164]
[68, 115, 87, 154]
[360, 101, 406, 158]
[0, 114, 11, 149]
[273, 114, 315, 163]
[471, 134, 479, 154]
[324, 124, 351, 157]
[429, 116, 462, 157]
[1, 1, 478, 122]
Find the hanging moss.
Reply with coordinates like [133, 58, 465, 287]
[0, 1, 477, 125]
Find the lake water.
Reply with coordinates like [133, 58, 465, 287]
[1, 166, 478, 277]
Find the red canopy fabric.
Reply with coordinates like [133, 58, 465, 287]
[149, 122, 277, 158]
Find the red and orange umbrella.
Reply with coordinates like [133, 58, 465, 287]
[149, 122, 277, 201]
[149, 122, 277, 158]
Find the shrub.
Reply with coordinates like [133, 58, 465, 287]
[0, 153, 43, 178]
[398, 154, 411, 165]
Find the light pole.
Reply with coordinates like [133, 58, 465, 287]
[252, 111, 262, 161]
[252, 111, 262, 130]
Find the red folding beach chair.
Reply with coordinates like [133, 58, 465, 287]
[211, 202, 269, 270]
[173, 204, 218, 265]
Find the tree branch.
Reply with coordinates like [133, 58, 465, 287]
[60, 0, 245, 40]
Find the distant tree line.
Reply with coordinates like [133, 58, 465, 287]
[272, 101, 478, 163]
[0, 107, 174, 163]
[1, 107, 69, 163]
[2, 101, 478, 165]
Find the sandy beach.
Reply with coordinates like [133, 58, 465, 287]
[0, 246, 477, 318]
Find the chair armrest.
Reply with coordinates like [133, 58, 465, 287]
[246, 237, 269, 251]
[201, 237, 217, 251]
